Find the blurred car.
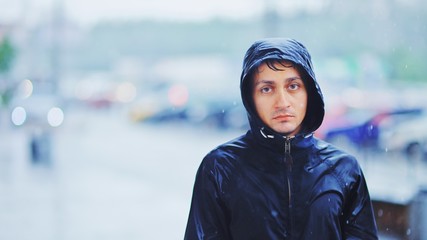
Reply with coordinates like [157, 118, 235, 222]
[139, 99, 248, 130]
[11, 93, 65, 129]
[380, 111, 427, 160]
[324, 108, 422, 153]
[191, 100, 247, 130]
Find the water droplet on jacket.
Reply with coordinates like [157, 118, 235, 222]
[328, 198, 331, 202]
[346, 220, 350, 224]
[406, 228, 412, 235]
[304, 165, 313, 173]
[271, 210, 278, 217]
[377, 209, 383, 217]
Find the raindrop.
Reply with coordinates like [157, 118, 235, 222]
[406, 228, 412, 236]
[328, 198, 331, 202]
[377, 209, 383, 217]
[271, 210, 278, 217]
[304, 166, 313, 173]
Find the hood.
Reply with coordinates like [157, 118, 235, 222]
[240, 38, 325, 140]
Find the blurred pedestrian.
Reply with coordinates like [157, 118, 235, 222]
[184, 38, 378, 239]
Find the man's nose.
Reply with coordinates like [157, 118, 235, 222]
[275, 89, 291, 108]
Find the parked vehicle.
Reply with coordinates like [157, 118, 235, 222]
[324, 108, 422, 154]
[144, 100, 248, 130]
[379, 111, 427, 160]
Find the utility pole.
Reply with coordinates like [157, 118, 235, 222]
[50, 0, 64, 94]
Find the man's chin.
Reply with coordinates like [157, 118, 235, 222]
[271, 124, 300, 136]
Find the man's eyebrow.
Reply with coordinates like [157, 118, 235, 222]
[254, 77, 302, 86]
[254, 80, 275, 86]
[286, 76, 303, 82]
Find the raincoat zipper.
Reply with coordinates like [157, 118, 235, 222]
[284, 137, 293, 205]
[284, 136, 293, 239]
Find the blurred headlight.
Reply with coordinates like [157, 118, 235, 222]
[11, 107, 27, 126]
[47, 107, 64, 127]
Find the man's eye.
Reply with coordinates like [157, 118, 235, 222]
[260, 87, 272, 93]
[288, 83, 300, 90]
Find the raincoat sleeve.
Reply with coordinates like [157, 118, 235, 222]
[184, 155, 230, 240]
[342, 169, 378, 240]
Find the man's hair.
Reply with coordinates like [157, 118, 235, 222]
[263, 59, 294, 71]
[250, 59, 295, 88]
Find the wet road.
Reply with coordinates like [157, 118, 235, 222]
[0, 108, 241, 240]
[0, 108, 426, 239]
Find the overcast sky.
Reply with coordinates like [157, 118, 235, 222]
[1, 0, 324, 27]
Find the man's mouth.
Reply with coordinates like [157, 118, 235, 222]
[273, 114, 294, 120]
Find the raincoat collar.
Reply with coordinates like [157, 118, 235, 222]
[249, 123, 315, 155]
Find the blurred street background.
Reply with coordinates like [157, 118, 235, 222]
[1, 0, 427, 239]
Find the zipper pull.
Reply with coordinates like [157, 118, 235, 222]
[284, 137, 293, 168]
[285, 137, 291, 154]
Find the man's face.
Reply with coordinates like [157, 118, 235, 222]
[252, 61, 308, 136]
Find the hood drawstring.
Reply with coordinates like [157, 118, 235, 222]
[260, 127, 275, 139]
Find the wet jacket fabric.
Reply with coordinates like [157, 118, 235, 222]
[184, 38, 378, 239]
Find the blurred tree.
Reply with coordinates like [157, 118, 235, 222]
[63, 0, 426, 83]
[0, 36, 16, 107]
[386, 48, 426, 83]
[0, 37, 15, 73]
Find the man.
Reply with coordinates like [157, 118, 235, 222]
[184, 38, 378, 239]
